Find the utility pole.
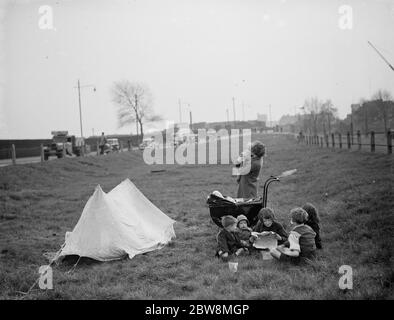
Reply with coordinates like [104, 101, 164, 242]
[364, 103, 368, 136]
[300, 106, 306, 134]
[189, 111, 193, 131]
[74, 79, 96, 138]
[232, 97, 236, 126]
[178, 99, 182, 123]
[135, 94, 139, 141]
[350, 112, 353, 138]
[350, 106, 354, 144]
[77, 79, 83, 138]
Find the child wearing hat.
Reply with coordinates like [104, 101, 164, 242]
[270, 207, 317, 264]
[253, 208, 288, 245]
[236, 214, 255, 248]
[216, 215, 248, 261]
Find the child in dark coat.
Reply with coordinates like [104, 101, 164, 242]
[216, 215, 247, 261]
[302, 203, 322, 249]
[253, 208, 288, 245]
[236, 214, 255, 248]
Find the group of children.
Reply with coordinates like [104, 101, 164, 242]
[216, 203, 322, 264]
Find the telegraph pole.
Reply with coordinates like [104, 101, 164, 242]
[74, 80, 96, 156]
[74, 79, 96, 138]
[178, 99, 182, 123]
[350, 105, 354, 144]
[77, 79, 83, 138]
[135, 94, 139, 140]
[364, 103, 368, 136]
[232, 97, 236, 126]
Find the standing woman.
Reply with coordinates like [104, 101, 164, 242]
[235, 141, 266, 199]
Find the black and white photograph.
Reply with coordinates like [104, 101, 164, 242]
[0, 0, 393, 304]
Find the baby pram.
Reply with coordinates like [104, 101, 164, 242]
[207, 175, 281, 228]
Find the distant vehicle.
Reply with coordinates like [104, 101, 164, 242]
[139, 137, 154, 150]
[174, 132, 196, 146]
[172, 134, 182, 147]
[43, 131, 84, 160]
[107, 138, 120, 151]
[102, 143, 112, 155]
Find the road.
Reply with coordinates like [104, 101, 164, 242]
[0, 154, 94, 167]
[0, 155, 46, 167]
[0, 148, 141, 168]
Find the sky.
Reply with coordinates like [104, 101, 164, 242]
[1, 0, 394, 139]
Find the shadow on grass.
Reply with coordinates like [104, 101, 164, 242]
[58, 255, 128, 269]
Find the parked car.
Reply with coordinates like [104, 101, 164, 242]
[107, 138, 120, 151]
[139, 138, 154, 150]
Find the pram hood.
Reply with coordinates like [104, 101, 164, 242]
[207, 192, 262, 208]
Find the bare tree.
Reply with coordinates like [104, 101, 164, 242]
[320, 99, 337, 135]
[358, 98, 369, 136]
[111, 80, 161, 143]
[372, 89, 392, 133]
[303, 97, 321, 135]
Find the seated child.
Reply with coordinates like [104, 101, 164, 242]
[253, 208, 288, 244]
[236, 214, 255, 248]
[270, 207, 316, 263]
[302, 202, 322, 249]
[216, 215, 248, 261]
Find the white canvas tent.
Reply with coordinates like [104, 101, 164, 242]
[55, 179, 176, 262]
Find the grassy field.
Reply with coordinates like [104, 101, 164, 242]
[0, 133, 393, 299]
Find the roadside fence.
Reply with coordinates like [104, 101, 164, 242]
[297, 130, 393, 154]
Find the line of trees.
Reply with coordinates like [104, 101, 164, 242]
[286, 89, 394, 135]
[300, 97, 338, 135]
[110, 81, 393, 141]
